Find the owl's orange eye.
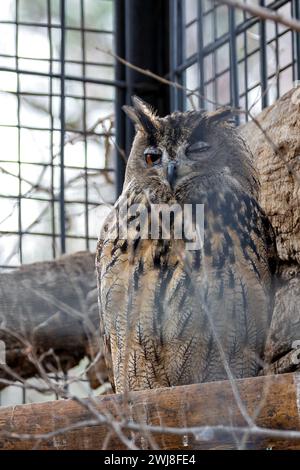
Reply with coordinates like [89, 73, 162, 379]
[145, 154, 161, 166]
[144, 147, 162, 167]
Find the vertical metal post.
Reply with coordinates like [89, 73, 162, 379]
[17, 0, 24, 406]
[229, 6, 240, 123]
[16, 0, 22, 265]
[293, 0, 300, 80]
[115, 0, 126, 197]
[275, 21, 280, 98]
[59, 0, 66, 254]
[197, 0, 205, 109]
[47, 0, 56, 258]
[115, 0, 170, 197]
[212, 5, 218, 106]
[259, 0, 268, 109]
[80, 0, 89, 250]
[177, 0, 185, 111]
[244, 19, 249, 121]
[169, 0, 177, 110]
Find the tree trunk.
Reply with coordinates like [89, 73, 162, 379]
[240, 86, 300, 365]
[240, 86, 300, 265]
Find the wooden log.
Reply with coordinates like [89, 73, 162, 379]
[264, 274, 300, 366]
[0, 372, 300, 450]
[240, 87, 300, 366]
[0, 251, 108, 389]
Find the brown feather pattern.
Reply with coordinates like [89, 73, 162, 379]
[96, 100, 276, 393]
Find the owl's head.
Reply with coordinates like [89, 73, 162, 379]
[123, 96, 258, 201]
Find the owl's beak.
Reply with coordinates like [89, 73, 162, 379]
[167, 162, 177, 189]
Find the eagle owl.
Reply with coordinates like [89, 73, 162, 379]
[96, 96, 276, 393]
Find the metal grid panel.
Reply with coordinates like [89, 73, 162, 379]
[0, 0, 120, 406]
[170, 0, 300, 121]
[0, 0, 120, 270]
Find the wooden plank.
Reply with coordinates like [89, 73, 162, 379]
[0, 372, 300, 450]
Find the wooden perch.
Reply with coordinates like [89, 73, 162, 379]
[1, 372, 300, 450]
[0, 251, 108, 389]
[0, 87, 299, 388]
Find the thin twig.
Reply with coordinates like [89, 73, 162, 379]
[215, 0, 300, 32]
[96, 47, 219, 109]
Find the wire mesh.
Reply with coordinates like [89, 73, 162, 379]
[0, 0, 118, 271]
[169, 0, 300, 121]
[0, 0, 118, 406]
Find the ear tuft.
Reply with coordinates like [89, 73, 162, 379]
[122, 105, 139, 125]
[207, 106, 234, 124]
[131, 95, 157, 118]
[123, 96, 159, 136]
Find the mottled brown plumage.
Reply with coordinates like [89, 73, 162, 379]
[96, 97, 276, 393]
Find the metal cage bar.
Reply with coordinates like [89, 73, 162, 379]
[169, 0, 300, 117]
[0, 0, 118, 272]
[115, 0, 170, 197]
[59, 0, 66, 254]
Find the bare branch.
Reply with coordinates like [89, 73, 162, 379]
[215, 0, 300, 33]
